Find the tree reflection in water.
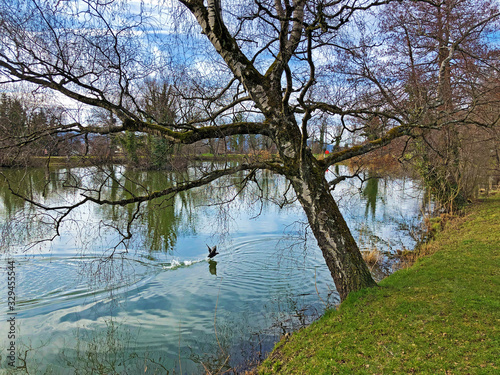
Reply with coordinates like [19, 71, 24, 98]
[0, 164, 425, 373]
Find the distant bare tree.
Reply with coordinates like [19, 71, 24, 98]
[378, 0, 500, 210]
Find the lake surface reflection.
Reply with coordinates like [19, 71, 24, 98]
[0, 164, 425, 373]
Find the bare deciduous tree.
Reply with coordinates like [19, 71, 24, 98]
[378, 0, 500, 210]
[0, 0, 498, 300]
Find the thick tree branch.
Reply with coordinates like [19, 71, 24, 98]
[82, 161, 285, 206]
[179, 0, 275, 113]
[121, 119, 272, 144]
[323, 124, 412, 167]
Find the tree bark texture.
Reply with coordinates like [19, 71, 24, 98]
[288, 150, 378, 301]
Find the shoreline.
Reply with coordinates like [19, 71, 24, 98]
[258, 193, 500, 374]
[1, 154, 267, 169]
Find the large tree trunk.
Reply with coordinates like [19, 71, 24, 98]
[289, 152, 377, 301]
[182, 0, 376, 301]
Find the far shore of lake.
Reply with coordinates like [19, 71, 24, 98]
[4, 154, 267, 168]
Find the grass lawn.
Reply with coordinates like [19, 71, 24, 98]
[259, 194, 500, 374]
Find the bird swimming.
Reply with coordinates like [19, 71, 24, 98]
[207, 244, 219, 258]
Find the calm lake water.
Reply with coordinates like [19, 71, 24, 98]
[0, 164, 425, 374]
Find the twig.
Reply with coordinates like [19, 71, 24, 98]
[315, 268, 328, 308]
[213, 277, 231, 374]
[179, 320, 182, 375]
[214, 277, 225, 354]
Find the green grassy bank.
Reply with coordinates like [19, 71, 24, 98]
[260, 195, 500, 374]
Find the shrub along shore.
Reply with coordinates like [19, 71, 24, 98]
[259, 194, 500, 374]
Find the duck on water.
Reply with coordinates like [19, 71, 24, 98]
[207, 245, 219, 259]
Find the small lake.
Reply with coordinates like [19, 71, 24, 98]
[0, 163, 425, 373]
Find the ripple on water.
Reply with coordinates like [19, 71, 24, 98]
[0, 236, 336, 371]
[215, 236, 331, 302]
[6, 255, 157, 318]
